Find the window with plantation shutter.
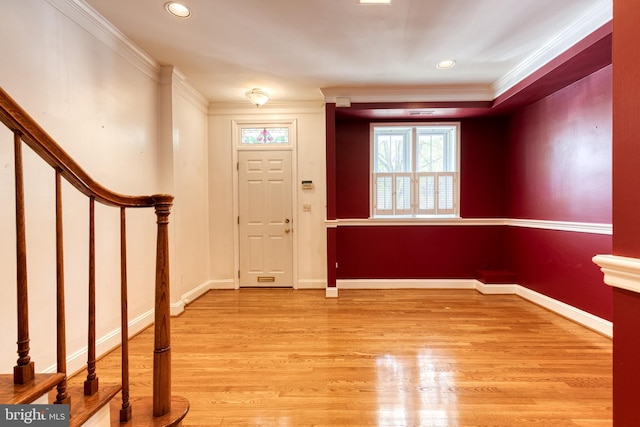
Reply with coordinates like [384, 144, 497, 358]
[371, 123, 460, 218]
[375, 174, 393, 215]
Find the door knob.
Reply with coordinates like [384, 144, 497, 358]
[285, 228, 291, 234]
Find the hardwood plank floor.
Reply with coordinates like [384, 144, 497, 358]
[70, 289, 612, 426]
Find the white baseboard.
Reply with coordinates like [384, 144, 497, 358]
[170, 299, 186, 316]
[325, 287, 339, 298]
[337, 279, 476, 290]
[171, 280, 214, 316]
[516, 286, 612, 338]
[46, 308, 155, 376]
[209, 279, 236, 289]
[180, 280, 215, 307]
[297, 279, 327, 289]
[336, 278, 612, 338]
[475, 281, 518, 295]
[50, 280, 219, 375]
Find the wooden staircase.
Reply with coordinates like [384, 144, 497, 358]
[0, 86, 189, 426]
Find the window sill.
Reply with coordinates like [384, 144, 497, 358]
[330, 217, 505, 227]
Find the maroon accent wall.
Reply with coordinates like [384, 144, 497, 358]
[335, 117, 509, 218]
[459, 118, 508, 218]
[613, 6, 640, 258]
[493, 23, 612, 112]
[612, 1, 640, 424]
[503, 65, 613, 321]
[612, 289, 640, 426]
[335, 119, 370, 219]
[327, 227, 337, 288]
[326, 104, 337, 221]
[504, 227, 612, 320]
[506, 65, 612, 224]
[333, 117, 509, 281]
[326, 104, 338, 288]
[337, 226, 505, 279]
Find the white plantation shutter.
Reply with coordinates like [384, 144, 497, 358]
[417, 173, 436, 215]
[395, 173, 413, 215]
[373, 172, 457, 216]
[375, 174, 393, 215]
[436, 173, 455, 214]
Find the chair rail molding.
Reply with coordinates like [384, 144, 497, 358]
[593, 254, 640, 294]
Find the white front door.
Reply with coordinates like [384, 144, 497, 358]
[238, 150, 293, 287]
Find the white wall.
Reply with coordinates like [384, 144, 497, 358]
[0, 0, 209, 375]
[208, 103, 327, 289]
[159, 67, 211, 311]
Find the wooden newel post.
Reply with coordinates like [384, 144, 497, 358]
[152, 196, 173, 417]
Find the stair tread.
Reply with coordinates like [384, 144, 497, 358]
[0, 373, 65, 404]
[111, 396, 189, 427]
[47, 383, 121, 427]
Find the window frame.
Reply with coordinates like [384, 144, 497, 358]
[369, 122, 461, 219]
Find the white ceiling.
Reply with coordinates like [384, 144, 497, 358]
[82, 0, 611, 103]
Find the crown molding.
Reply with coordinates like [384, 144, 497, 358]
[492, 0, 612, 98]
[47, 0, 161, 81]
[208, 100, 325, 116]
[321, 84, 494, 103]
[160, 65, 208, 113]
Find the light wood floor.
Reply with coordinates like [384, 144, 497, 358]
[70, 289, 612, 427]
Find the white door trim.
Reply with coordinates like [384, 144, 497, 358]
[231, 119, 298, 289]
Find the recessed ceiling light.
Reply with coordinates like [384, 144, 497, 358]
[358, 0, 392, 4]
[436, 59, 456, 70]
[165, 2, 191, 18]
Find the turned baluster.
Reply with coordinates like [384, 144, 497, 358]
[54, 170, 69, 405]
[13, 131, 34, 385]
[84, 197, 99, 395]
[119, 207, 132, 421]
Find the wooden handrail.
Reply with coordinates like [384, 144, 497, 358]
[0, 87, 167, 208]
[0, 85, 184, 422]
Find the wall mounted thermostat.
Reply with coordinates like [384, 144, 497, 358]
[301, 180, 313, 190]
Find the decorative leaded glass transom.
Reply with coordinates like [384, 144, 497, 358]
[241, 127, 289, 144]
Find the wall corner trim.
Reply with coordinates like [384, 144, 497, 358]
[170, 300, 185, 316]
[593, 254, 640, 294]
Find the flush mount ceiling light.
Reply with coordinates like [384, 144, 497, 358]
[165, 2, 191, 18]
[436, 59, 456, 70]
[358, 0, 392, 4]
[245, 88, 270, 107]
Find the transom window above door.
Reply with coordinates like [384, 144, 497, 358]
[371, 123, 460, 218]
[241, 127, 289, 145]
